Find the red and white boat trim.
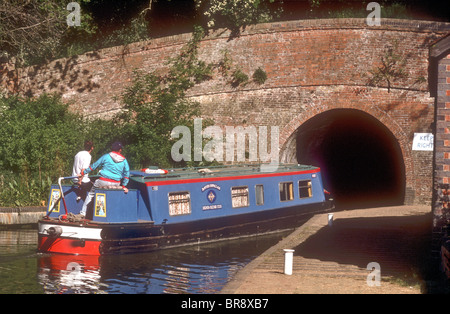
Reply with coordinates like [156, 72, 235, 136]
[38, 220, 103, 256]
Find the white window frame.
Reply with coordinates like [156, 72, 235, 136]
[231, 186, 249, 208]
[168, 191, 191, 216]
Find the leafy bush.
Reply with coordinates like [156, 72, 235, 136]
[0, 94, 84, 175]
[231, 68, 249, 87]
[252, 67, 267, 85]
[0, 173, 52, 207]
[0, 94, 86, 206]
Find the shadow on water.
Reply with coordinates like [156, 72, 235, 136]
[293, 212, 448, 293]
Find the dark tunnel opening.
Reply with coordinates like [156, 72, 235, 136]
[296, 109, 406, 209]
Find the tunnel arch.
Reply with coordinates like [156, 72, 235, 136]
[280, 108, 412, 209]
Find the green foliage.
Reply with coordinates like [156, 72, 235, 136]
[219, 50, 267, 87]
[380, 2, 410, 19]
[218, 49, 233, 76]
[101, 15, 149, 48]
[83, 118, 119, 157]
[366, 41, 408, 92]
[0, 94, 86, 206]
[231, 68, 249, 87]
[0, 174, 52, 207]
[0, 93, 134, 206]
[252, 67, 267, 85]
[0, 94, 84, 175]
[65, 14, 150, 57]
[299, 1, 413, 20]
[0, 0, 150, 66]
[308, 0, 321, 9]
[196, 0, 280, 36]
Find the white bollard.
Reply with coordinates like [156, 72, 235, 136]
[328, 213, 334, 226]
[283, 249, 295, 275]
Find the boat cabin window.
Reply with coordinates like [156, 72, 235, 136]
[279, 182, 294, 201]
[231, 186, 249, 208]
[255, 184, 264, 206]
[168, 191, 191, 216]
[299, 180, 312, 199]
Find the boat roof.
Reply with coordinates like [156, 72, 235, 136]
[129, 163, 319, 184]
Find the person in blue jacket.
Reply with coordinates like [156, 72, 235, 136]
[78, 141, 130, 218]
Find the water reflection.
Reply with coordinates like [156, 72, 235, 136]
[0, 229, 37, 255]
[38, 254, 103, 293]
[0, 229, 289, 294]
[0, 229, 42, 294]
[36, 232, 290, 294]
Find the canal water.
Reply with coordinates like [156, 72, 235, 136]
[0, 228, 291, 294]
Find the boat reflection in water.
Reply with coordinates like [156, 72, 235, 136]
[37, 231, 291, 294]
[38, 254, 102, 293]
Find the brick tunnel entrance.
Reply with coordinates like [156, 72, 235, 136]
[295, 109, 406, 209]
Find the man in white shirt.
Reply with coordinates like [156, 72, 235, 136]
[72, 141, 94, 200]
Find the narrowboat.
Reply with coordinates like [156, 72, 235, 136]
[38, 163, 333, 255]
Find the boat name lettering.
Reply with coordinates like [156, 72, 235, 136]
[201, 184, 221, 192]
[202, 204, 223, 210]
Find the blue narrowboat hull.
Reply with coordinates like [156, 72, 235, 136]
[99, 202, 329, 254]
[38, 164, 333, 255]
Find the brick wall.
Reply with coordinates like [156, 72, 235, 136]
[435, 55, 450, 193]
[1, 18, 450, 206]
[431, 34, 450, 255]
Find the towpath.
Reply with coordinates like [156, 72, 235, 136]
[220, 205, 439, 294]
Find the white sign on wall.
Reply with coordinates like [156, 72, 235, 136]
[412, 133, 434, 151]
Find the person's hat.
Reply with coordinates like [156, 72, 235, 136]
[111, 141, 123, 151]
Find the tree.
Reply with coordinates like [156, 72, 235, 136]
[195, 0, 280, 36]
[116, 26, 214, 168]
[0, 0, 68, 66]
[367, 41, 408, 92]
[0, 0, 99, 66]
